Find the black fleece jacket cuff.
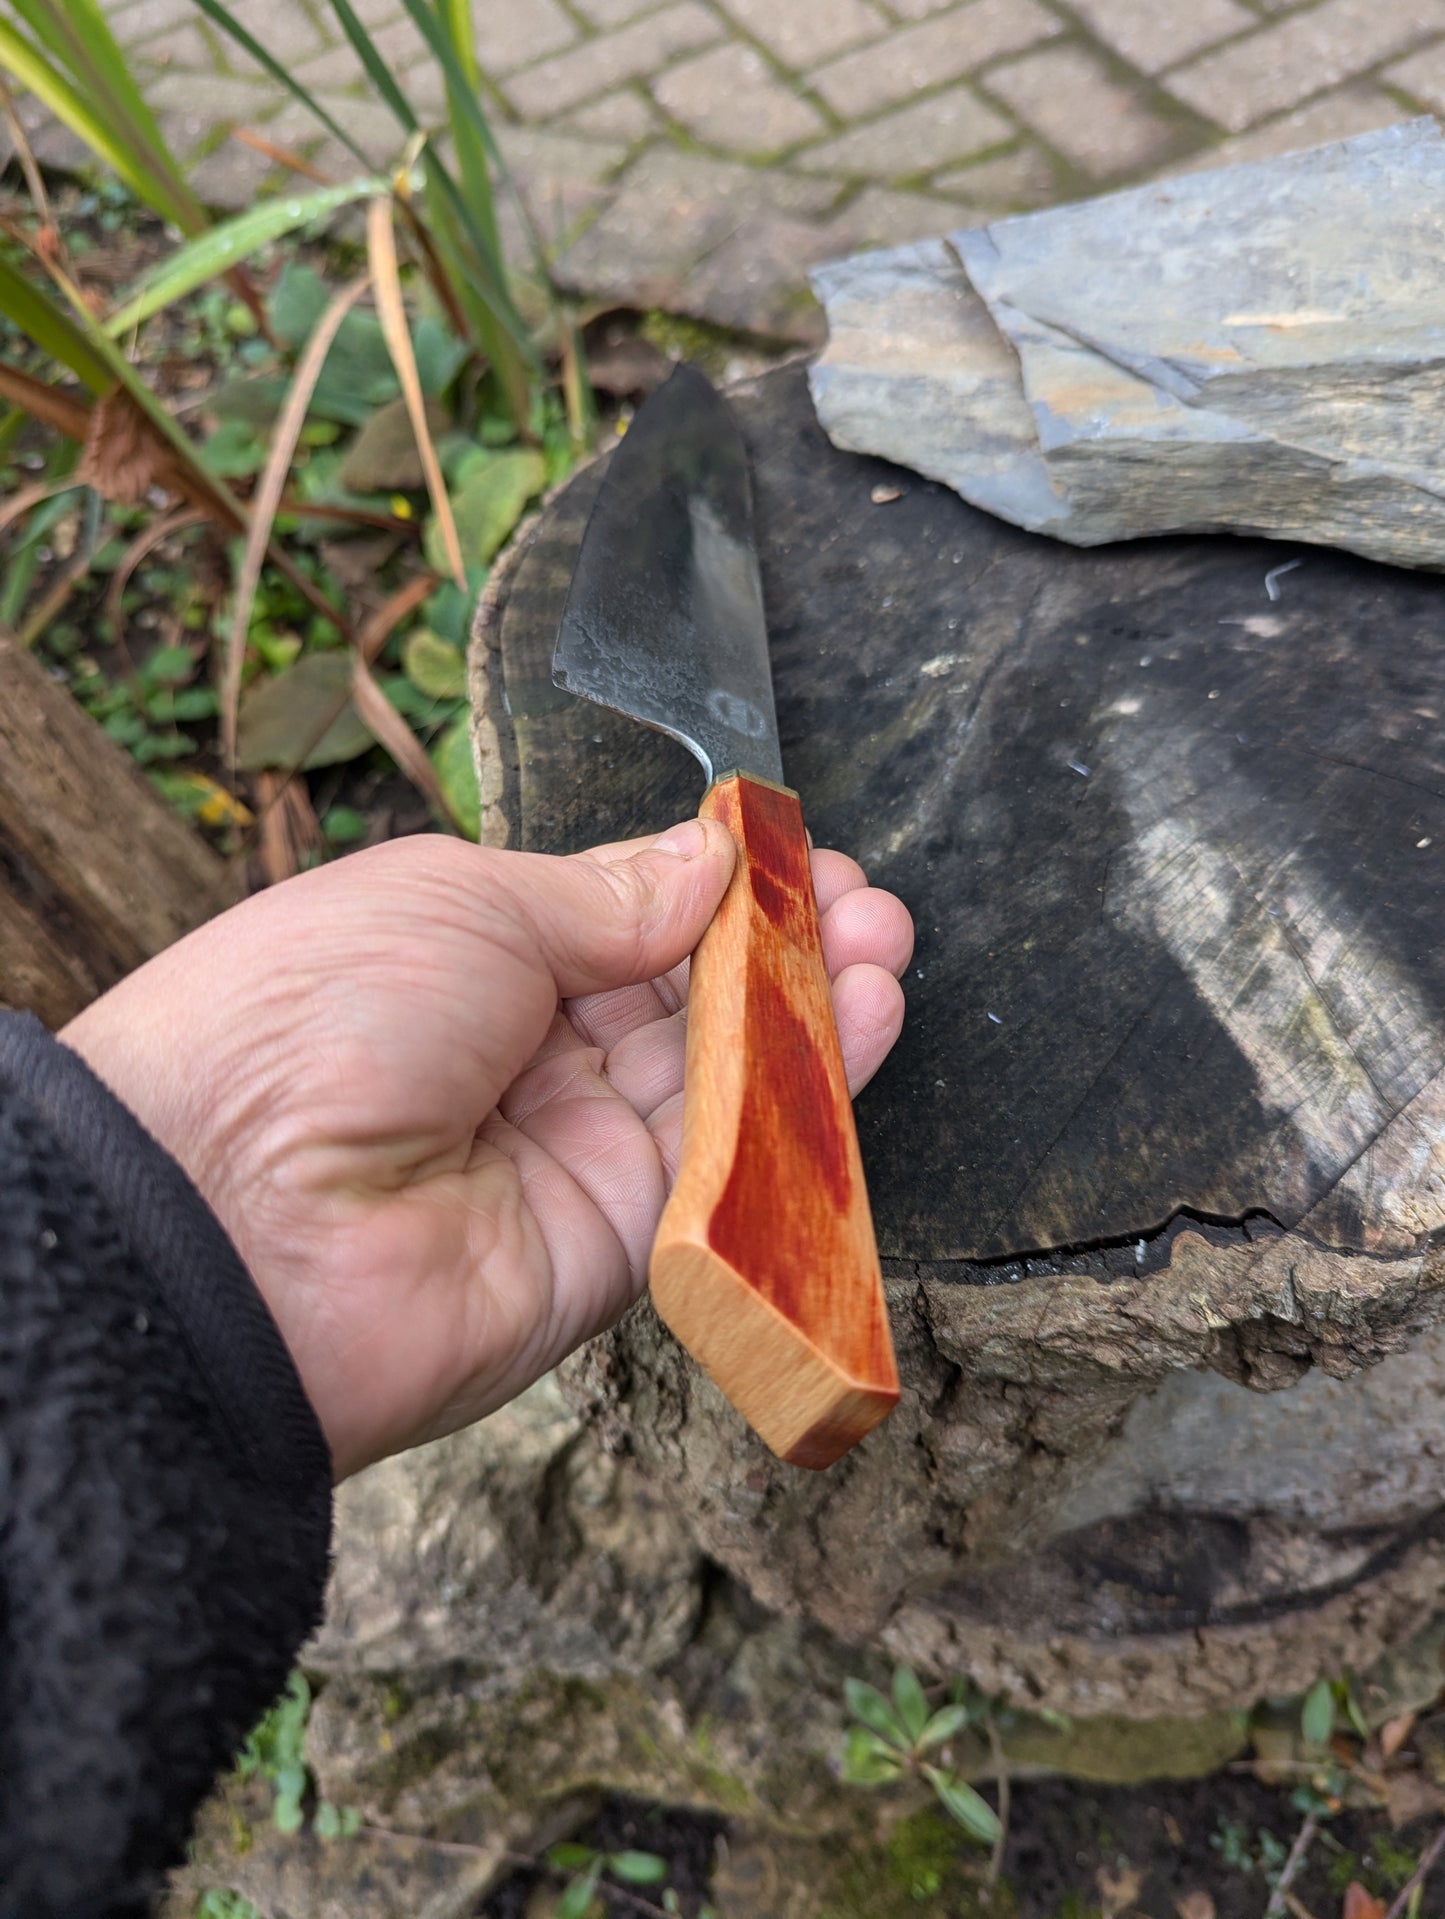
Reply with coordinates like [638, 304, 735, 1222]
[0, 1011, 334, 1919]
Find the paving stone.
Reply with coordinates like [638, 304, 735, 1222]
[130, 23, 216, 71]
[292, 42, 370, 93]
[562, 89, 661, 142]
[267, 91, 409, 166]
[493, 124, 628, 246]
[823, 182, 978, 251]
[934, 140, 1060, 207]
[809, 0, 1061, 118]
[368, 12, 432, 70]
[885, 0, 970, 18]
[157, 107, 219, 159]
[569, 0, 668, 24]
[188, 136, 282, 208]
[555, 147, 838, 309]
[504, 3, 724, 117]
[1165, 0, 1445, 131]
[1065, 0, 1255, 74]
[1171, 84, 1410, 169]
[652, 42, 826, 150]
[984, 43, 1178, 176]
[794, 83, 1012, 177]
[108, 0, 201, 45]
[716, 0, 888, 70]
[144, 70, 287, 121]
[1384, 39, 1445, 113]
[471, 0, 577, 75]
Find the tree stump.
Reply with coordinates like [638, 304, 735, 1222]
[470, 366, 1445, 1718]
[0, 630, 239, 1026]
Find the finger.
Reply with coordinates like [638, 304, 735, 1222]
[819, 884, 915, 982]
[501, 816, 736, 999]
[810, 847, 869, 913]
[602, 1006, 689, 1123]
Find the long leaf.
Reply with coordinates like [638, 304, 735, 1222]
[187, 0, 375, 173]
[324, 0, 419, 140]
[0, 10, 199, 233]
[222, 274, 369, 764]
[107, 176, 391, 336]
[366, 197, 463, 588]
[349, 655, 457, 825]
[0, 252, 114, 393]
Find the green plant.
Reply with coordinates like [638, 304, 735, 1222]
[233, 1670, 360, 1839]
[194, 1892, 262, 1919]
[840, 1666, 1002, 1847]
[542, 1842, 715, 1919]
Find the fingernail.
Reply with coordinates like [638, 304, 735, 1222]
[652, 818, 708, 859]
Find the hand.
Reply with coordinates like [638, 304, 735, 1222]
[63, 822, 913, 1478]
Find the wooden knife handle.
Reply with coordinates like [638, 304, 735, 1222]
[649, 773, 900, 1469]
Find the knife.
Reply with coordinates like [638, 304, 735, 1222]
[552, 364, 899, 1469]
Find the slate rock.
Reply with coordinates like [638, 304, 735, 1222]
[811, 119, 1445, 568]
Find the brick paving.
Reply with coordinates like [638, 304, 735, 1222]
[12, 0, 1445, 341]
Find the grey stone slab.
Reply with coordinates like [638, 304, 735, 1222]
[810, 119, 1445, 569]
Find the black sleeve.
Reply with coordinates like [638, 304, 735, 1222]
[0, 1012, 334, 1919]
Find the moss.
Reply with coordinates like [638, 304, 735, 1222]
[639, 310, 786, 374]
[818, 1808, 1012, 1919]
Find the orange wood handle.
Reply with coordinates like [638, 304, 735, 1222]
[649, 773, 899, 1469]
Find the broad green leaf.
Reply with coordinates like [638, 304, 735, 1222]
[891, 1666, 930, 1745]
[608, 1852, 668, 1885]
[923, 1766, 1001, 1845]
[413, 314, 469, 396]
[341, 396, 448, 493]
[107, 177, 390, 336]
[236, 652, 374, 770]
[270, 263, 331, 349]
[313, 1802, 342, 1839]
[203, 418, 270, 479]
[917, 1705, 972, 1752]
[844, 1678, 910, 1750]
[1300, 1677, 1335, 1748]
[840, 1725, 907, 1786]
[430, 714, 480, 840]
[555, 1861, 602, 1919]
[403, 628, 466, 700]
[426, 446, 544, 573]
[321, 805, 368, 845]
[544, 1845, 597, 1873]
[1344, 1686, 1369, 1740]
[424, 581, 472, 649]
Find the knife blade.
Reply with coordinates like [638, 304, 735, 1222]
[553, 364, 898, 1469]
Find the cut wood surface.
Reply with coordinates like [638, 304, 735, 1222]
[474, 365, 1445, 1714]
[651, 772, 898, 1469]
[0, 630, 240, 1026]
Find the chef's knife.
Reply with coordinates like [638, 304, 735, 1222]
[553, 364, 899, 1470]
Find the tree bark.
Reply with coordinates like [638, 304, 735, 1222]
[0, 630, 239, 1025]
[471, 365, 1445, 1717]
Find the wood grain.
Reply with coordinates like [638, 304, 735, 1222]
[649, 773, 899, 1469]
[0, 631, 239, 1024]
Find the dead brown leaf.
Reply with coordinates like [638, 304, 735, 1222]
[1373, 1719, 1412, 1757]
[1096, 1861, 1144, 1918]
[1342, 1883, 1386, 1919]
[78, 388, 173, 504]
[1174, 1893, 1215, 1919]
[1384, 1767, 1445, 1829]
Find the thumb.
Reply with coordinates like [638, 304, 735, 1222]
[507, 816, 736, 997]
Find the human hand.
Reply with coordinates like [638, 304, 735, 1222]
[63, 822, 913, 1479]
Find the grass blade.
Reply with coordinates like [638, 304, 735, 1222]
[188, 0, 375, 173]
[365, 195, 463, 589]
[0, 6, 202, 233]
[107, 175, 390, 336]
[323, 0, 419, 139]
[222, 273, 370, 764]
[0, 252, 114, 393]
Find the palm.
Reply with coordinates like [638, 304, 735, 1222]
[65, 831, 912, 1479]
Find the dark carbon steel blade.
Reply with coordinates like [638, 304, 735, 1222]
[553, 363, 784, 787]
